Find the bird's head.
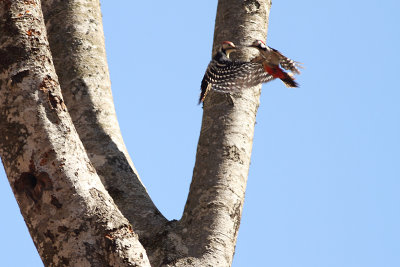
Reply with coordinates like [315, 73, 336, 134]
[220, 41, 237, 57]
[250, 40, 268, 50]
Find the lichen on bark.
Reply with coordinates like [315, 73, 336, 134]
[0, 0, 272, 266]
[0, 0, 150, 266]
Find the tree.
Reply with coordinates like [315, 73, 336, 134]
[0, 0, 271, 266]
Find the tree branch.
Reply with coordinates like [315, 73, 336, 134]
[179, 0, 272, 265]
[0, 1, 150, 265]
[40, 0, 167, 236]
[1, 0, 273, 265]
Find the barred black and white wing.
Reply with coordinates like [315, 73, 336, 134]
[199, 61, 273, 103]
[270, 47, 303, 75]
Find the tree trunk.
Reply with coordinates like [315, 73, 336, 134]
[179, 1, 271, 265]
[40, 0, 167, 238]
[0, 0, 149, 266]
[0, 0, 271, 266]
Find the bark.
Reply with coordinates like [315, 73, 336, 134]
[40, 0, 167, 237]
[179, 0, 272, 266]
[144, 0, 272, 266]
[0, 0, 272, 266]
[0, 1, 149, 266]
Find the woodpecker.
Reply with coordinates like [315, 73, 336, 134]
[250, 40, 302, 88]
[199, 41, 273, 103]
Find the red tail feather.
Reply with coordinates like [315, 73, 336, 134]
[264, 65, 298, 88]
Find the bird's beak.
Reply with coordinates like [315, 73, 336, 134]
[226, 42, 236, 50]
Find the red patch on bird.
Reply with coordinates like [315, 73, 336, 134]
[222, 41, 235, 47]
[264, 65, 285, 79]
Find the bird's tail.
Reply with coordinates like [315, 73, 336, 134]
[281, 72, 299, 88]
[264, 64, 299, 88]
[199, 80, 211, 104]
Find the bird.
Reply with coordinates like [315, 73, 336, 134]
[199, 41, 273, 104]
[249, 40, 302, 88]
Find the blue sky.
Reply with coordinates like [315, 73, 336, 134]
[1, 0, 399, 266]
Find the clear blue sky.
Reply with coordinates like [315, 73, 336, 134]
[1, 1, 399, 266]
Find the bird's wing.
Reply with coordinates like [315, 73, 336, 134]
[269, 48, 303, 74]
[201, 61, 274, 94]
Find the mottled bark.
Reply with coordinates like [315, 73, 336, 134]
[179, 0, 272, 266]
[143, 1, 272, 266]
[0, 1, 149, 266]
[40, 0, 166, 236]
[0, 0, 271, 266]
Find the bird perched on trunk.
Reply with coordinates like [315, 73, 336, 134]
[199, 41, 273, 104]
[249, 40, 302, 88]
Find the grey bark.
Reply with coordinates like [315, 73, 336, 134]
[0, 1, 149, 266]
[40, 0, 167, 237]
[0, 0, 271, 266]
[178, 0, 272, 266]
